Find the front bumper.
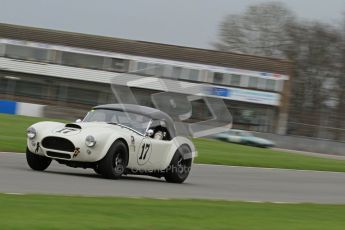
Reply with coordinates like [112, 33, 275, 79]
[27, 137, 99, 162]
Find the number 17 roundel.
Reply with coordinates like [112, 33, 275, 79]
[137, 139, 152, 165]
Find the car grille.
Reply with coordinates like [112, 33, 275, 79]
[46, 151, 71, 159]
[42, 137, 75, 152]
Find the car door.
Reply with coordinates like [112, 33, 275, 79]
[133, 137, 172, 171]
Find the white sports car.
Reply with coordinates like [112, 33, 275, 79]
[26, 104, 196, 183]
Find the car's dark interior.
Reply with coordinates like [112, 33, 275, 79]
[149, 120, 171, 141]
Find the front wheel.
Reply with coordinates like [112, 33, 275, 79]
[26, 147, 52, 171]
[164, 145, 192, 183]
[98, 140, 128, 179]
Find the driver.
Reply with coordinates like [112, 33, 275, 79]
[153, 130, 164, 140]
[149, 120, 168, 140]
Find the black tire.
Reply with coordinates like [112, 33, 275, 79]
[98, 140, 128, 179]
[164, 145, 192, 183]
[26, 147, 52, 171]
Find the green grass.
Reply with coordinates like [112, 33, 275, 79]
[0, 194, 345, 230]
[1, 113, 345, 172]
[194, 138, 345, 172]
[0, 114, 66, 152]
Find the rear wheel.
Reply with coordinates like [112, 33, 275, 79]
[164, 145, 192, 183]
[26, 147, 52, 171]
[98, 140, 128, 179]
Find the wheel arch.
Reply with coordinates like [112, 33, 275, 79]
[161, 136, 197, 170]
[99, 138, 130, 165]
[115, 138, 129, 155]
[164, 142, 194, 183]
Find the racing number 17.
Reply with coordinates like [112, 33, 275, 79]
[139, 144, 150, 160]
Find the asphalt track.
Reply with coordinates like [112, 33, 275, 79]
[1, 152, 345, 204]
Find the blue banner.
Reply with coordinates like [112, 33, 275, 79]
[0, 100, 17, 114]
[211, 87, 229, 97]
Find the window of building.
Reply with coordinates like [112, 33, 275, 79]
[137, 62, 159, 76]
[0, 77, 6, 93]
[172, 66, 182, 79]
[266, 79, 276, 91]
[153, 64, 165, 77]
[230, 74, 241, 86]
[275, 80, 284, 92]
[66, 87, 100, 105]
[61, 52, 105, 70]
[213, 73, 224, 84]
[146, 63, 157, 76]
[178, 68, 188, 80]
[137, 62, 148, 73]
[257, 78, 266, 90]
[248, 77, 258, 88]
[187, 99, 213, 121]
[109, 58, 129, 72]
[188, 69, 199, 81]
[14, 80, 45, 98]
[5, 45, 49, 62]
[106, 93, 117, 104]
[179, 69, 199, 81]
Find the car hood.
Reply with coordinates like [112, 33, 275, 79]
[54, 122, 139, 135]
[63, 122, 109, 131]
[28, 121, 137, 138]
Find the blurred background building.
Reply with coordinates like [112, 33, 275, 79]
[0, 23, 292, 135]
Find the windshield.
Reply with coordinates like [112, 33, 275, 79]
[83, 109, 151, 134]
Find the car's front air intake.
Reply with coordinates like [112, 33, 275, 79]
[46, 151, 72, 159]
[42, 137, 75, 152]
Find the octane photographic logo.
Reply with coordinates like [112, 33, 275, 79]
[123, 165, 191, 175]
[110, 66, 233, 139]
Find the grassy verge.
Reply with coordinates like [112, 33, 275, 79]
[1, 194, 345, 230]
[1, 113, 345, 172]
[0, 114, 66, 152]
[194, 138, 345, 172]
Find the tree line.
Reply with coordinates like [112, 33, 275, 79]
[214, 2, 345, 141]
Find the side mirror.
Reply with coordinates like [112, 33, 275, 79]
[145, 129, 154, 137]
[75, 119, 82, 123]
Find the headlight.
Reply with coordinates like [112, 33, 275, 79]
[85, 135, 96, 147]
[27, 127, 37, 139]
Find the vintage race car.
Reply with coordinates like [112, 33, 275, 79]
[214, 129, 274, 148]
[26, 104, 196, 183]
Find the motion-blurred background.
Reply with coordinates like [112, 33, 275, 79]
[1, 0, 345, 155]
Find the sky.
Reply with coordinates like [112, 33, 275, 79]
[0, 0, 344, 49]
